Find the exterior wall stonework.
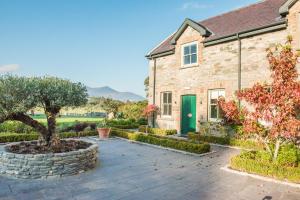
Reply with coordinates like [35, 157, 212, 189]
[148, 4, 300, 134]
[287, 1, 300, 50]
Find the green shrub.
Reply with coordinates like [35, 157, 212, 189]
[231, 151, 300, 183]
[229, 138, 264, 151]
[57, 122, 97, 132]
[276, 144, 299, 167]
[137, 118, 147, 125]
[111, 128, 210, 154]
[59, 131, 98, 138]
[139, 125, 177, 136]
[0, 132, 39, 143]
[0, 131, 98, 143]
[107, 119, 139, 129]
[188, 132, 264, 150]
[0, 121, 36, 133]
[188, 132, 230, 145]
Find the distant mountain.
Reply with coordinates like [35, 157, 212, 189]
[87, 86, 145, 102]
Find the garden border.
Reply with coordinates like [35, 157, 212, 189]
[114, 136, 216, 157]
[221, 165, 300, 189]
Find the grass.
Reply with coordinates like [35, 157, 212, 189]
[230, 151, 300, 183]
[34, 117, 103, 123]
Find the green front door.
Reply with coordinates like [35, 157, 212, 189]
[181, 95, 196, 135]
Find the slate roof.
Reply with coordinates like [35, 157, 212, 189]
[148, 0, 287, 56]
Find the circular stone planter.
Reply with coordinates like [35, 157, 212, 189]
[0, 139, 98, 179]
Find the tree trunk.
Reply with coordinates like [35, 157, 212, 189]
[46, 112, 57, 145]
[256, 134, 273, 157]
[273, 139, 282, 162]
[9, 113, 48, 142]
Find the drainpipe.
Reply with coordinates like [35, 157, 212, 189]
[237, 33, 242, 108]
[152, 57, 157, 128]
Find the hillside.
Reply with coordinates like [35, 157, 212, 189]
[87, 86, 145, 102]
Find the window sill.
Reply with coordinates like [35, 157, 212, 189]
[180, 64, 199, 69]
[208, 119, 222, 123]
[159, 116, 174, 121]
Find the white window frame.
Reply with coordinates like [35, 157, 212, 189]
[161, 92, 172, 117]
[208, 89, 225, 122]
[181, 41, 198, 68]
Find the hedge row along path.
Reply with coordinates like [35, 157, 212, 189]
[0, 138, 299, 200]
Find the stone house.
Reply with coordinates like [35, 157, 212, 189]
[146, 0, 300, 135]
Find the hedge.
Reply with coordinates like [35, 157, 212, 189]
[0, 131, 98, 143]
[138, 125, 177, 136]
[0, 133, 39, 143]
[0, 121, 99, 134]
[230, 151, 300, 183]
[111, 128, 210, 154]
[0, 121, 36, 133]
[187, 132, 264, 151]
[107, 119, 139, 129]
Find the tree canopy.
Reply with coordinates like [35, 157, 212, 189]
[0, 75, 88, 145]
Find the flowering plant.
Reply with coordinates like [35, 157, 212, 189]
[143, 104, 159, 117]
[218, 37, 300, 161]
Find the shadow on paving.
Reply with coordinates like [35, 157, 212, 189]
[0, 138, 299, 200]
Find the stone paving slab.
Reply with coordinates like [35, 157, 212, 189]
[0, 138, 299, 200]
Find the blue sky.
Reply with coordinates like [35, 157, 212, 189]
[0, 0, 257, 96]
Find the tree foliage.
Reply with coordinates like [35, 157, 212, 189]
[218, 38, 300, 161]
[118, 100, 148, 120]
[0, 75, 88, 145]
[100, 98, 124, 117]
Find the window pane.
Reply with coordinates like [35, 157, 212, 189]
[168, 105, 172, 115]
[211, 91, 219, 99]
[191, 44, 197, 54]
[163, 93, 167, 103]
[210, 105, 218, 119]
[219, 90, 225, 98]
[163, 105, 168, 115]
[211, 99, 218, 104]
[184, 46, 190, 55]
[184, 55, 190, 65]
[168, 93, 172, 103]
[191, 54, 197, 64]
[218, 107, 224, 119]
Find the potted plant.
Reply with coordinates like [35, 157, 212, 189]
[97, 120, 111, 139]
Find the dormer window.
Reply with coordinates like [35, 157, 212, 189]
[182, 42, 198, 67]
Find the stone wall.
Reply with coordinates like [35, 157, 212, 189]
[148, 2, 300, 134]
[0, 140, 98, 179]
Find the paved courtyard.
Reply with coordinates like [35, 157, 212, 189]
[0, 138, 299, 200]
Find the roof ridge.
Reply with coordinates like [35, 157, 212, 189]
[198, 0, 269, 24]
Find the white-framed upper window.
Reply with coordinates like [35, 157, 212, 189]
[181, 42, 198, 67]
[208, 89, 225, 122]
[161, 92, 172, 116]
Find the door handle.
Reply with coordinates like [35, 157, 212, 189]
[187, 113, 192, 118]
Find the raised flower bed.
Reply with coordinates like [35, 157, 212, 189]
[0, 139, 98, 179]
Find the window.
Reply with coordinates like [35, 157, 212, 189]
[182, 42, 198, 67]
[161, 92, 172, 116]
[208, 89, 225, 121]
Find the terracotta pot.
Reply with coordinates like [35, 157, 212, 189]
[97, 128, 111, 139]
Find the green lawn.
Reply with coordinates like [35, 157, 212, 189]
[34, 117, 103, 123]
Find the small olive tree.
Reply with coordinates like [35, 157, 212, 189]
[0, 75, 88, 146]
